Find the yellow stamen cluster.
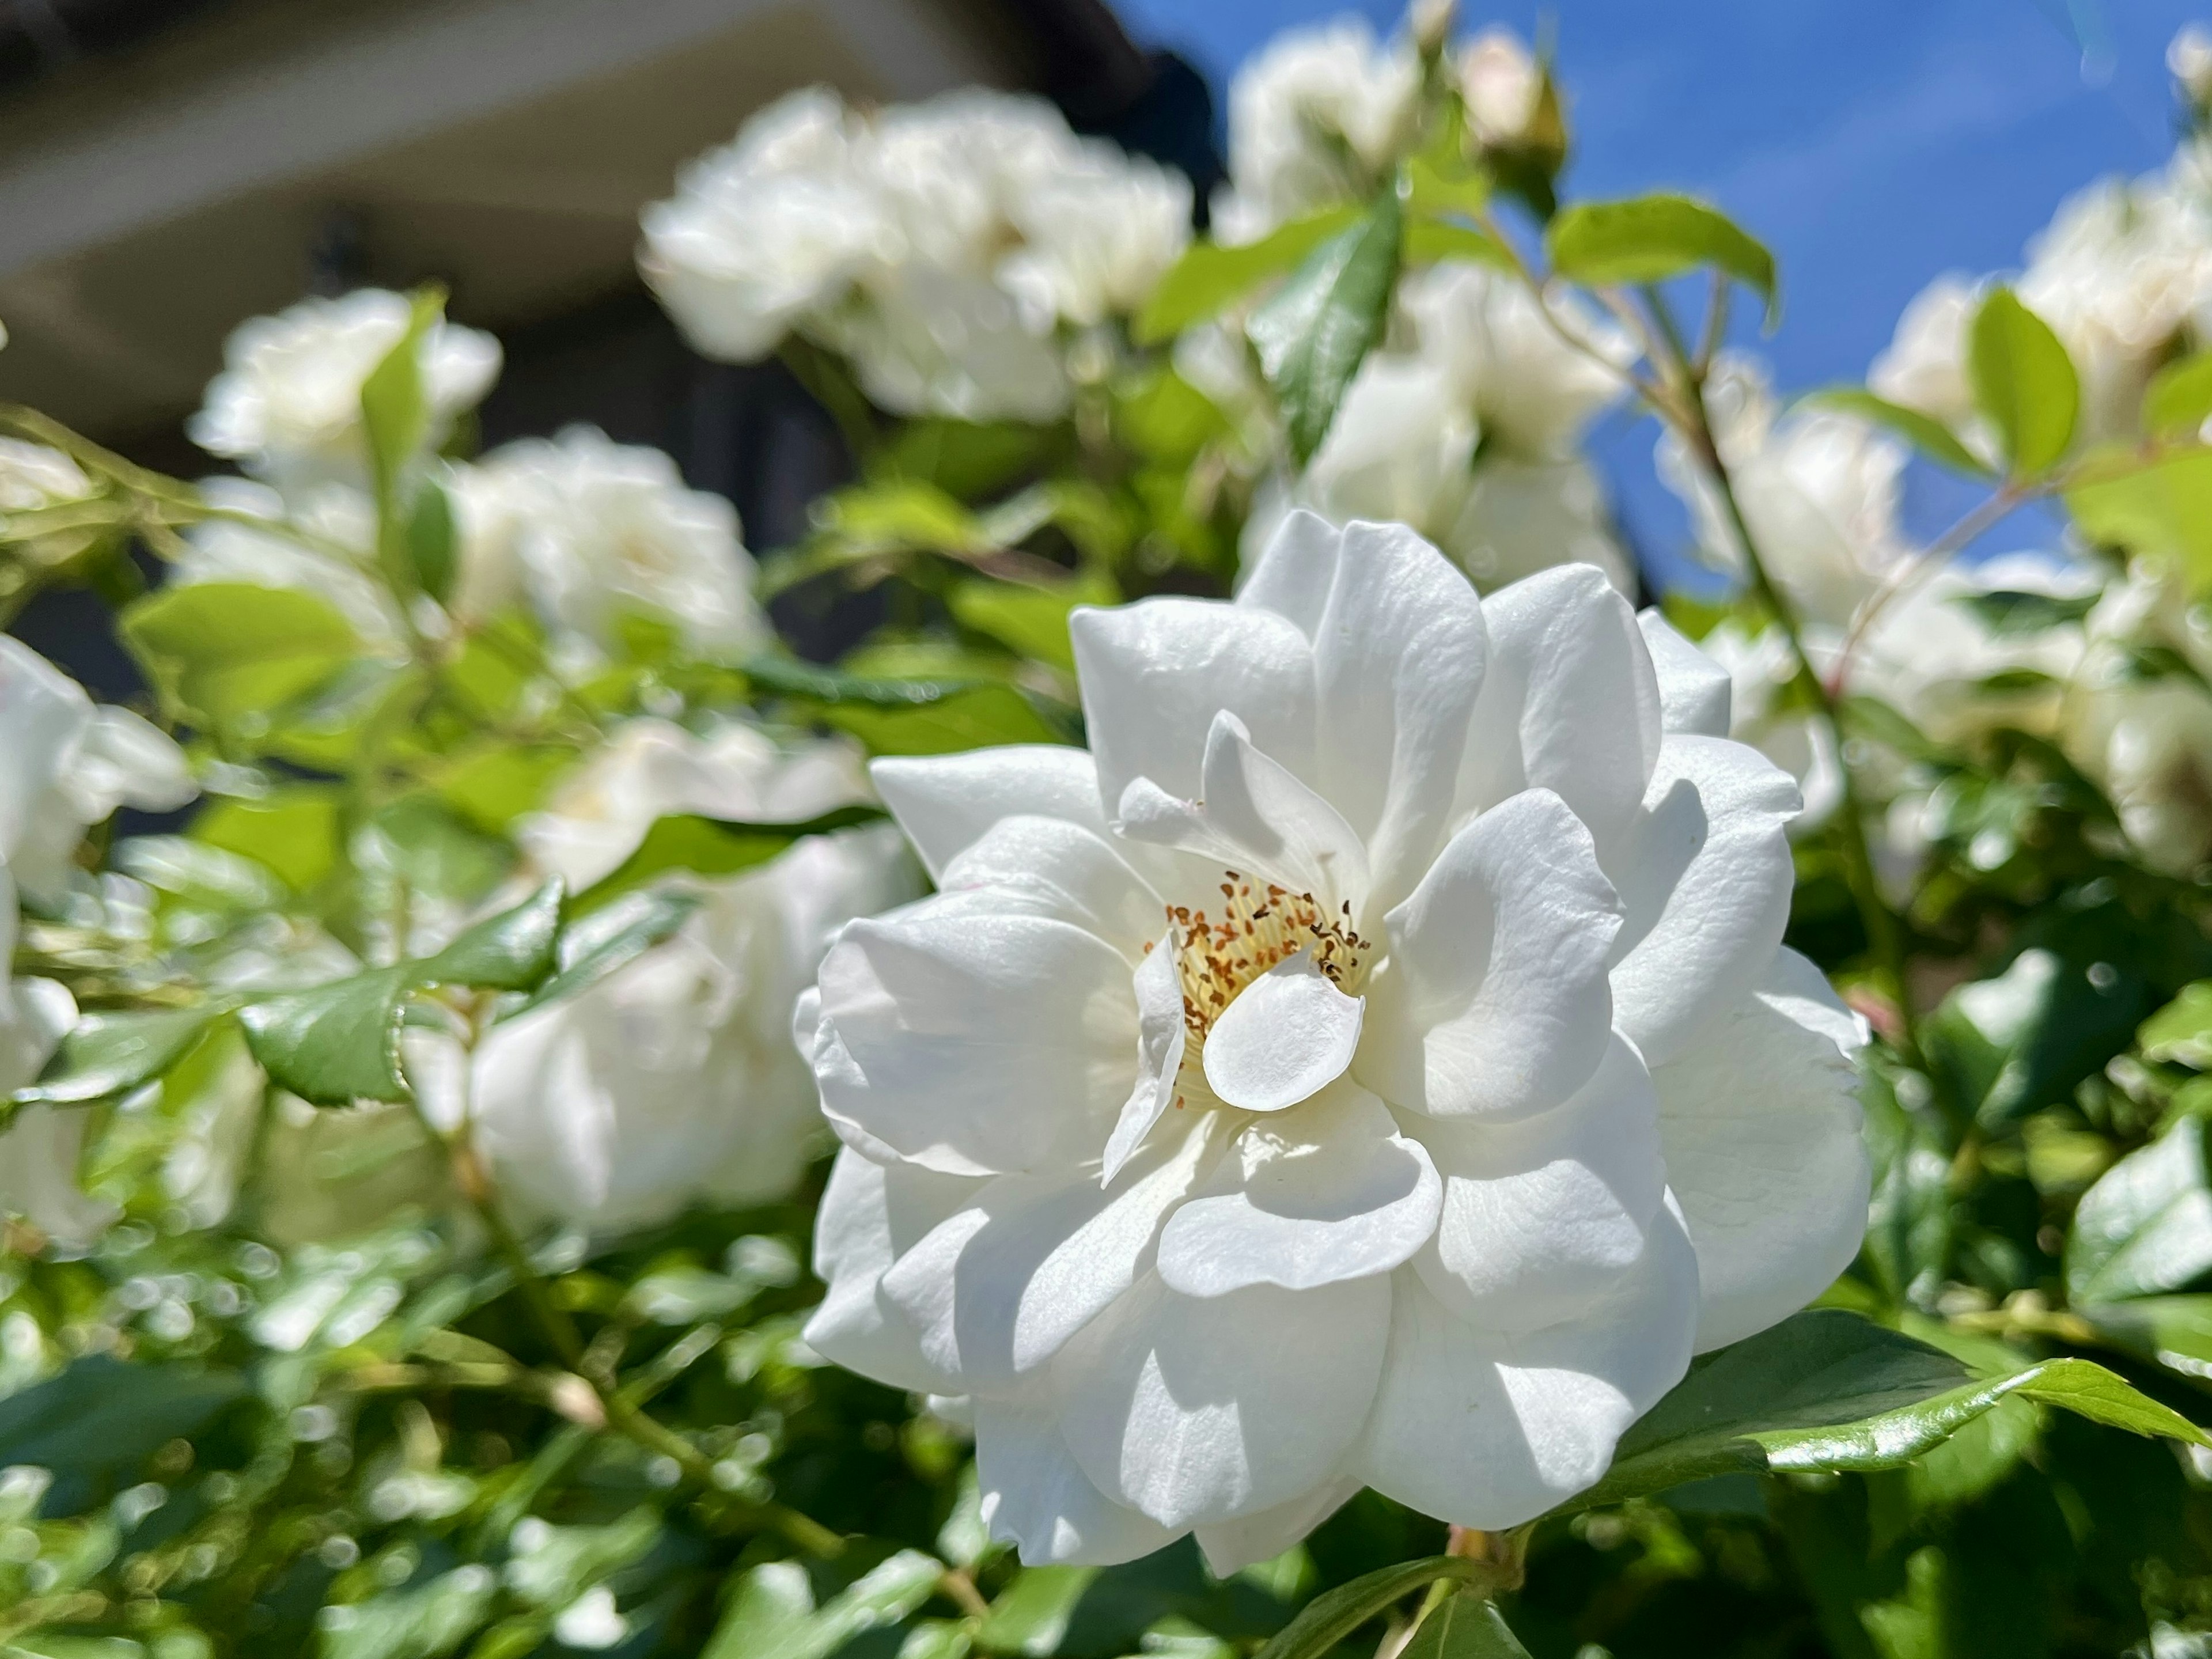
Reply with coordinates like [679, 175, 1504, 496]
[1146, 870, 1372, 1044]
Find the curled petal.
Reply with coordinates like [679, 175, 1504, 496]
[1158, 1080, 1441, 1296]
[1203, 953, 1365, 1114]
[1055, 1269, 1388, 1531]
[1357, 789, 1621, 1120]
[873, 745, 1110, 881]
[1653, 946, 1869, 1351]
[1637, 609, 1732, 737]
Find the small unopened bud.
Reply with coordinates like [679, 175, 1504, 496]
[2173, 24, 2212, 112]
[1457, 27, 1543, 148]
[1411, 0, 1457, 62]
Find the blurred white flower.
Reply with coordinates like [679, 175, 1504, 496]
[188, 290, 500, 490]
[1869, 275, 1982, 435]
[802, 512, 1865, 1569]
[1456, 28, 1543, 149]
[1213, 18, 1421, 240]
[1695, 621, 1842, 832]
[456, 426, 766, 663]
[1659, 355, 1907, 631]
[644, 86, 1183, 420]
[0, 638, 196, 1245]
[173, 478, 402, 651]
[1399, 260, 1627, 462]
[1446, 456, 1633, 596]
[470, 719, 916, 1233]
[1274, 353, 1476, 551]
[2173, 24, 2212, 109]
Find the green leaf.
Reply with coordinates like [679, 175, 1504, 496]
[407, 474, 458, 603]
[361, 287, 445, 501]
[2067, 445, 2212, 596]
[2142, 981, 2212, 1067]
[2145, 350, 2212, 437]
[1967, 287, 2078, 474]
[2066, 1116, 2212, 1302]
[503, 1507, 660, 1609]
[571, 806, 886, 916]
[949, 573, 1116, 672]
[1954, 588, 2099, 636]
[321, 1565, 498, 1659]
[704, 1562, 816, 1659]
[1403, 218, 1513, 269]
[744, 655, 986, 707]
[12, 1006, 229, 1106]
[192, 786, 344, 893]
[1801, 387, 1993, 476]
[1113, 369, 1230, 467]
[1252, 1557, 1490, 1659]
[115, 833, 287, 911]
[506, 889, 701, 1018]
[1924, 946, 2154, 1131]
[1247, 187, 1403, 464]
[827, 684, 1067, 755]
[1405, 153, 1492, 221]
[1573, 1310, 2206, 1510]
[1134, 205, 1362, 344]
[2078, 1294, 2212, 1386]
[239, 964, 414, 1105]
[423, 880, 564, 990]
[359, 794, 516, 904]
[1546, 192, 1778, 325]
[813, 480, 991, 555]
[975, 1567, 1099, 1657]
[705, 1551, 944, 1659]
[1402, 1595, 1531, 1659]
[0, 1355, 245, 1515]
[120, 582, 362, 726]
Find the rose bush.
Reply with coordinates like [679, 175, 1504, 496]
[3, 7, 2212, 1658]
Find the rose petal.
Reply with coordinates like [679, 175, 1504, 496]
[873, 745, 1111, 880]
[1101, 938, 1190, 1183]
[940, 815, 1164, 960]
[1637, 609, 1732, 737]
[1203, 952, 1365, 1113]
[802, 1147, 983, 1393]
[975, 1392, 1181, 1566]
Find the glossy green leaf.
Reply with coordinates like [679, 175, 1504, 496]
[571, 806, 885, 916]
[704, 1550, 942, 1659]
[704, 1562, 815, 1659]
[1134, 204, 1362, 344]
[975, 1566, 1098, 1656]
[1405, 153, 1492, 221]
[0, 1354, 245, 1515]
[503, 1506, 660, 1609]
[192, 786, 344, 893]
[2144, 350, 2212, 437]
[406, 472, 458, 603]
[2080, 1294, 2212, 1387]
[1252, 1556, 1489, 1659]
[1801, 386, 1993, 475]
[239, 964, 414, 1105]
[1968, 286, 2078, 474]
[1401, 1594, 1531, 1659]
[2067, 444, 2212, 596]
[12, 1006, 230, 1106]
[2067, 1116, 2212, 1303]
[1571, 1310, 2205, 1511]
[1247, 187, 1403, 464]
[320, 1565, 498, 1659]
[1547, 192, 1778, 324]
[359, 794, 516, 904]
[2142, 981, 2212, 1067]
[506, 889, 701, 1018]
[120, 582, 361, 725]
[949, 573, 1116, 672]
[1954, 588, 2098, 635]
[1925, 946, 2154, 1131]
[422, 880, 564, 990]
[1404, 217, 1512, 268]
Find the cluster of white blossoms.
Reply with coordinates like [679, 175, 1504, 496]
[798, 512, 1868, 1566]
[469, 718, 915, 1233]
[641, 87, 1192, 421]
[177, 290, 768, 669]
[0, 636, 194, 1243]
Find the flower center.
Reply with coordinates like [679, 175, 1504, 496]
[1157, 869, 1372, 1045]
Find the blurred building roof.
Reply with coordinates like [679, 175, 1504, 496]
[0, 0, 1170, 446]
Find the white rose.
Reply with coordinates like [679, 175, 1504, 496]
[866, 91, 1084, 274]
[173, 478, 403, 652]
[1276, 353, 1477, 551]
[456, 427, 767, 662]
[1694, 621, 1842, 832]
[830, 264, 1071, 423]
[188, 290, 501, 490]
[800, 511, 1868, 1569]
[1399, 260, 1627, 461]
[1456, 28, 1543, 148]
[469, 720, 917, 1232]
[1658, 355, 1906, 631]
[1445, 455, 1633, 596]
[1219, 18, 1422, 236]
[1869, 275, 1982, 435]
[999, 151, 1193, 331]
[2173, 24, 2212, 108]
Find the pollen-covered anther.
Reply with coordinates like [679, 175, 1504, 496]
[1167, 869, 1370, 1044]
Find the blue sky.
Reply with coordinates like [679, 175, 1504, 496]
[1112, 0, 2206, 581]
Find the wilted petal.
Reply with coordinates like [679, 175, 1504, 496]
[976, 1392, 1182, 1566]
[1607, 735, 1800, 1067]
[1203, 953, 1364, 1113]
[1056, 1269, 1387, 1531]
[1408, 1036, 1664, 1333]
[1654, 947, 1869, 1351]
[1637, 609, 1732, 737]
[1071, 597, 1316, 815]
[1357, 1206, 1699, 1528]
[1358, 789, 1621, 1120]
[873, 745, 1111, 880]
[1157, 1080, 1441, 1296]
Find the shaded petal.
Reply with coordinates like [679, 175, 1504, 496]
[1101, 939, 1187, 1183]
[1310, 521, 1489, 911]
[1236, 505, 1339, 638]
[940, 815, 1164, 961]
[1456, 566, 1662, 852]
[976, 1392, 1181, 1567]
[802, 1147, 982, 1393]
[1407, 1036, 1664, 1334]
[1158, 1080, 1441, 1296]
[1071, 597, 1316, 815]
[873, 746, 1109, 881]
[1203, 953, 1364, 1113]
[1056, 1270, 1388, 1530]
[815, 906, 1137, 1175]
[1357, 789, 1621, 1120]
[1356, 1206, 1699, 1528]
[1607, 735, 1800, 1067]
[1653, 946, 1869, 1351]
[1195, 1480, 1360, 1576]
[1637, 609, 1732, 737]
